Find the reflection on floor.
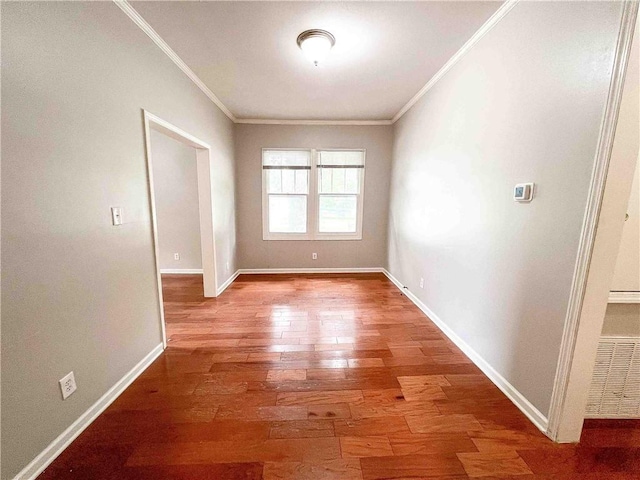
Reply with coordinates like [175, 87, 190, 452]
[40, 273, 640, 479]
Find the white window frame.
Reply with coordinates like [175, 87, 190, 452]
[262, 148, 365, 241]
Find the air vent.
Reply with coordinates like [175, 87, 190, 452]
[586, 336, 640, 418]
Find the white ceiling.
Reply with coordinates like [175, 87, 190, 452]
[131, 1, 502, 121]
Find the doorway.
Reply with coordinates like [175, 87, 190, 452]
[547, 7, 638, 442]
[143, 111, 218, 347]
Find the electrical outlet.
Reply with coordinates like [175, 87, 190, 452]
[312, 253, 318, 260]
[419, 278, 424, 289]
[59, 372, 77, 400]
[226, 261, 230, 272]
[174, 253, 180, 261]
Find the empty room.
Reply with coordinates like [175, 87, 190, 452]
[2, 1, 639, 479]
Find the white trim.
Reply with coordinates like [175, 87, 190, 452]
[262, 149, 366, 241]
[143, 113, 211, 150]
[600, 335, 640, 342]
[143, 112, 168, 347]
[143, 110, 219, 349]
[173, 266, 550, 432]
[547, 1, 638, 442]
[217, 270, 240, 296]
[586, 413, 640, 419]
[160, 269, 204, 275]
[236, 119, 393, 126]
[213, 268, 383, 295]
[382, 269, 550, 434]
[113, 0, 393, 126]
[262, 148, 314, 241]
[392, 0, 519, 123]
[113, 0, 520, 126]
[238, 268, 384, 274]
[13, 343, 164, 480]
[609, 291, 640, 303]
[113, 1, 236, 122]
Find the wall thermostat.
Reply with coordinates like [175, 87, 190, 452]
[514, 183, 534, 202]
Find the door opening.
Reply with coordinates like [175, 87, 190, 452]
[143, 111, 218, 347]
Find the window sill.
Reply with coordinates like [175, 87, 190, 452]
[263, 234, 362, 241]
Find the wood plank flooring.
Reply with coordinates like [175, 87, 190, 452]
[39, 273, 640, 479]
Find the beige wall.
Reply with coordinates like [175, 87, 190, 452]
[1, 1, 635, 476]
[602, 304, 640, 337]
[602, 19, 640, 344]
[150, 130, 202, 271]
[552, 10, 639, 442]
[603, 110, 639, 341]
[1, 2, 236, 478]
[235, 124, 392, 269]
[387, 0, 624, 417]
[610, 156, 640, 292]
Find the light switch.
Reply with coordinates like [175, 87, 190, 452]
[111, 207, 123, 226]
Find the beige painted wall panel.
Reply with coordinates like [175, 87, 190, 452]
[602, 304, 640, 337]
[150, 130, 202, 271]
[553, 11, 639, 441]
[235, 124, 392, 269]
[1, 2, 236, 478]
[387, 1, 624, 417]
[611, 157, 640, 291]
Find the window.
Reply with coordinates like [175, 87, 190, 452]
[262, 148, 365, 240]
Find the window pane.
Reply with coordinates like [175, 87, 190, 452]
[318, 150, 364, 167]
[332, 168, 346, 193]
[267, 170, 282, 193]
[294, 169, 308, 194]
[345, 168, 359, 193]
[318, 195, 357, 233]
[269, 195, 307, 233]
[268, 169, 308, 194]
[319, 167, 360, 194]
[282, 169, 295, 193]
[263, 150, 311, 167]
[320, 168, 332, 193]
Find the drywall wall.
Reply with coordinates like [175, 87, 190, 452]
[602, 304, 640, 337]
[605, 156, 640, 337]
[235, 124, 392, 269]
[387, 0, 625, 417]
[554, 11, 639, 441]
[611, 155, 640, 292]
[150, 130, 203, 271]
[1, 2, 236, 478]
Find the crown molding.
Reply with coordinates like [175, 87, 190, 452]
[114, 0, 518, 126]
[391, 0, 519, 123]
[235, 118, 393, 126]
[113, 0, 237, 122]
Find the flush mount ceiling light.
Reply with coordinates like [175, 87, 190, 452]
[297, 29, 335, 66]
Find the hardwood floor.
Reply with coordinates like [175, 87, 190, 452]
[39, 273, 640, 479]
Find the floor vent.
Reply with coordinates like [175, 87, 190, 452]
[586, 336, 640, 418]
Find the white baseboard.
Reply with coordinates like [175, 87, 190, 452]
[237, 267, 385, 274]
[217, 270, 240, 296]
[14, 343, 164, 480]
[609, 291, 640, 303]
[160, 268, 203, 274]
[168, 267, 385, 297]
[382, 269, 550, 435]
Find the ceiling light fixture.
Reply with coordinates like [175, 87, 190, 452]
[297, 29, 335, 67]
